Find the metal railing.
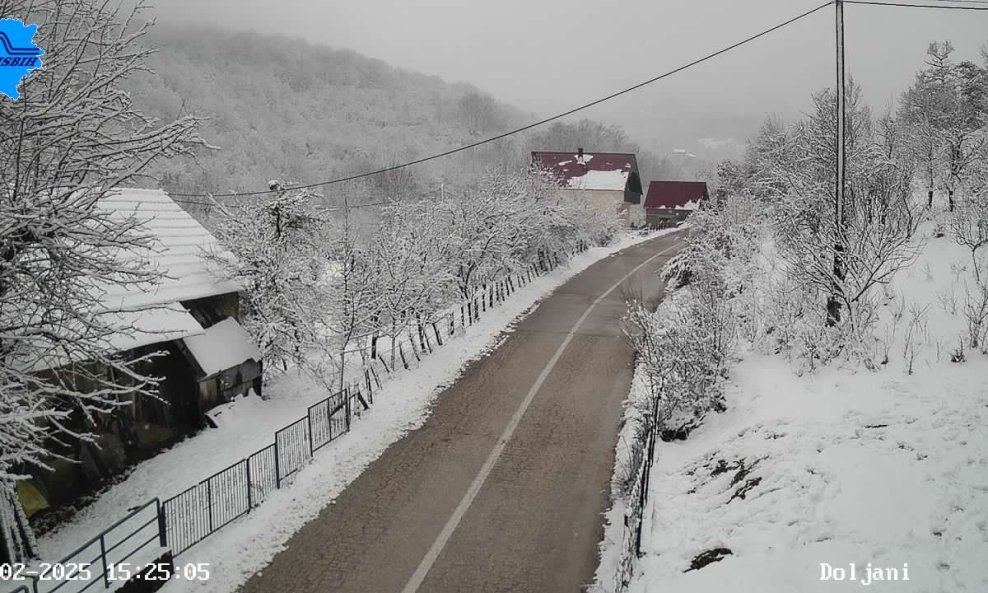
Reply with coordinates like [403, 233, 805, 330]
[15, 499, 164, 593]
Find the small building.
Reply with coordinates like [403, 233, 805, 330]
[644, 181, 709, 228]
[531, 148, 645, 226]
[21, 188, 262, 513]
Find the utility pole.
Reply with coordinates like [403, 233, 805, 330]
[836, 0, 846, 208]
[828, 0, 847, 326]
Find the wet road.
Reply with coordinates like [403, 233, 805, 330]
[240, 231, 683, 593]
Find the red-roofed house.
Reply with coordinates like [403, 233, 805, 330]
[531, 148, 645, 226]
[644, 181, 709, 227]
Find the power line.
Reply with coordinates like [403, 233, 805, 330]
[173, 197, 216, 207]
[171, 1, 833, 199]
[845, 0, 988, 8]
[903, 0, 988, 4]
[174, 187, 456, 211]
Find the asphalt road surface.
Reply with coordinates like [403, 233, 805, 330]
[240, 231, 684, 593]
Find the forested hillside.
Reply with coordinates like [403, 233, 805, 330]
[128, 25, 678, 199]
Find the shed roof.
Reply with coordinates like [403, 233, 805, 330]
[183, 317, 261, 377]
[532, 151, 638, 191]
[644, 181, 709, 210]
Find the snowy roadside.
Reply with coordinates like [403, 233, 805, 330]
[592, 366, 651, 593]
[36, 227, 681, 589]
[618, 228, 988, 593]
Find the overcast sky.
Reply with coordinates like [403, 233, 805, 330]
[148, 0, 987, 150]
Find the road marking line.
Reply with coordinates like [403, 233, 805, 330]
[400, 238, 681, 593]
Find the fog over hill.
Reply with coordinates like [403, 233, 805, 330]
[130, 25, 685, 201]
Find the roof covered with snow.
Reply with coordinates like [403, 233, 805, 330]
[98, 188, 240, 311]
[532, 151, 639, 192]
[19, 189, 242, 370]
[183, 317, 262, 377]
[644, 181, 709, 210]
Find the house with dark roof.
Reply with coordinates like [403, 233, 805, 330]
[644, 181, 709, 227]
[20, 188, 263, 515]
[531, 148, 645, 226]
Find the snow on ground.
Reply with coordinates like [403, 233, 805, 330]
[625, 225, 988, 592]
[37, 227, 680, 591]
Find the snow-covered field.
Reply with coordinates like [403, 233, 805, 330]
[622, 225, 988, 592]
[36, 228, 678, 592]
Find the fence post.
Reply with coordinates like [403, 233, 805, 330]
[157, 499, 167, 547]
[245, 458, 253, 510]
[206, 479, 214, 532]
[306, 411, 315, 456]
[344, 388, 352, 433]
[369, 364, 381, 389]
[99, 533, 110, 587]
[274, 437, 282, 489]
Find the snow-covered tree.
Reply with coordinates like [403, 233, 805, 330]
[365, 198, 456, 369]
[765, 83, 920, 342]
[207, 186, 326, 377]
[0, 0, 202, 563]
[901, 42, 988, 211]
[321, 200, 384, 389]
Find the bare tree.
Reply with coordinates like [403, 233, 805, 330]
[457, 91, 500, 136]
[949, 164, 988, 348]
[764, 84, 920, 343]
[0, 0, 202, 562]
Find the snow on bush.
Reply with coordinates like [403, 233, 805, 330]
[623, 198, 758, 442]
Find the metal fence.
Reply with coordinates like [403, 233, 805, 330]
[616, 415, 658, 592]
[13, 499, 165, 593]
[160, 386, 358, 556]
[7, 246, 585, 593]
